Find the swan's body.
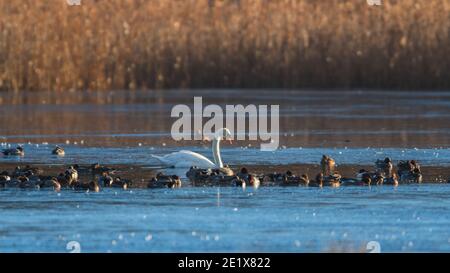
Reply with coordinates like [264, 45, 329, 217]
[152, 150, 216, 168]
[152, 128, 232, 168]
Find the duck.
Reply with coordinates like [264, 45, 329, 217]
[91, 163, 116, 175]
[148, 173, 182, 188]
[110, 177, 131, 190]
[298, 174, 310, 185]
[186, 166, 214, 184]
[206, 173, 240, 186]
[312, 172, 341, 187]
[351, 169, 379, 185]
[360, 172, 372, 186]
[341, 173, 372, 186]
[320, 155, 336, 176]
[236, 167, 260, 188]
[72, 181, 100, 192]
[186, 166, 236, 186]
[0, 171, 11, 187]
[18, 176, 39, 189]
[309, 173, 324, 187]
[5, 176, 24, 188]
[2, 146, 24, 156]
[0, 171, 11, 181]
[324, 172, 341, 187]
[400, 168, 423, 183]
[281, 171, 309, 186]
[356, 169, 369, 181]
[236, 167, 250, 180]
[246, 174, 260, 188]
[375, 157, 393, 177]
[39, 177, 61, 191]
[397, 160, 422, 183]
[98, 172, 114, 187]
[185, 166, 231, 184]
[231, 176, 246, 187]
[397, 160, 421, 173]
[57, 172, 72, 187]
[12, 165, 44, 177]
[52, 146, 65, 156]
[373, 172, 385, 185]
[384, 173, 399, 186]
[261, 172, 286, 184]
[65, 165, 79, 183]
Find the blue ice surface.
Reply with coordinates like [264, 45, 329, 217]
[1, 185, 450, 252]
[1, 143, 449, 167]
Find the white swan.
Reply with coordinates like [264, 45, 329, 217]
[152, 128, 232, 168]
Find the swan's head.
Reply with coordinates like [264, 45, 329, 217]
[214, 128, 232, 142]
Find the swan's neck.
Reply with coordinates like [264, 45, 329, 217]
[212, 138, 223, 168]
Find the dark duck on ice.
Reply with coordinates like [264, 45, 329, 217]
[2, 146, 25, 156]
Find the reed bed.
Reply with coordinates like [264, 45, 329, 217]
[0, 0, 449, 91]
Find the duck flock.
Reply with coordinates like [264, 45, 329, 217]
[0, 145, 441, 192]
[186, 155, 424, 188]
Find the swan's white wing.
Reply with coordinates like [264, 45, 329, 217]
[152, 150, 216, 168]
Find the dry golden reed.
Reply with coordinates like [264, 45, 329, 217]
[0, 0, 449, 91]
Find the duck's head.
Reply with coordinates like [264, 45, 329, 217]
[16, 146, 24, 152]
[240, 167, 248, 174]
[286, 170, 293, 176]
[384, 157, 392, 163]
